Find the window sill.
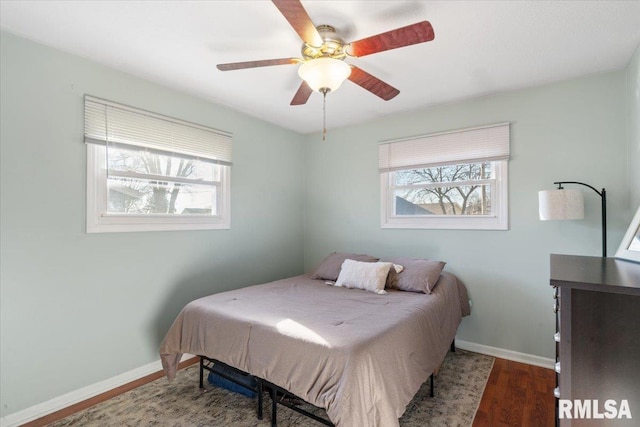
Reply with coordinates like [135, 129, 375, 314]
[87, 217, 230, 233]
[381, 215, 508, 230]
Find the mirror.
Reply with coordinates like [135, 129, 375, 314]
[615, 206, 640, 263]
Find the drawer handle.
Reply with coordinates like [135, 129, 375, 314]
[554, 332, 560, 342]
[555, 362, 561, 373]
[554, 387, 560, 399]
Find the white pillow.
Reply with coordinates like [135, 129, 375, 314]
[334, 259, 393, 294]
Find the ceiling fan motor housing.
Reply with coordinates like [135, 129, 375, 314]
[301, 25, 348, 60]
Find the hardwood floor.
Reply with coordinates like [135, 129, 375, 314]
[22, 355, 554, 426]
[473, 357, 556, 427]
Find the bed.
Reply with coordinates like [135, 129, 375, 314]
[160, 255, 470, 427]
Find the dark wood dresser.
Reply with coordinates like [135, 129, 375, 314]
[550, 254, 640, 426]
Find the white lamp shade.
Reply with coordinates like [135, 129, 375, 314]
[298, 58, 351, 93]
[538, 189, 585, 220]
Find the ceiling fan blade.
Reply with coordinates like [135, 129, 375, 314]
[347, 21, 434, 58]
[290, 81, 313, 105]
[348, 66, 400, 101]
[217, 58, 298, 71]
[272, 0, 323, 47]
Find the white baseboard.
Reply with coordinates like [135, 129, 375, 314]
[456, 339, 555, 369]
[0, 354, 196, 427]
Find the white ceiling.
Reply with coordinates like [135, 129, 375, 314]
[2, 1, 640, 134]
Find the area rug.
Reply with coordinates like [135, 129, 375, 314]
[49, 349, 494, 426]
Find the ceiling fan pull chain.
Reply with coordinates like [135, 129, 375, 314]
[322, 88, 327, 141]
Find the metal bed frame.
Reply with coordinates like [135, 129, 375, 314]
[198, 339, 456, 426]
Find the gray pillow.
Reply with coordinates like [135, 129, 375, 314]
[310, 252, 379, 281]
[382, 257, 446, 294]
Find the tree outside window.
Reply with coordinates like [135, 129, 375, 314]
[394, 162, 492, 216]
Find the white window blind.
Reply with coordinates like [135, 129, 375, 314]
[84, 95, 232, 165]
[379, 123, 509, 172]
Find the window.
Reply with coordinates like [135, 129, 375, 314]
[84, 96, 232, 233]
[379, 123, 509, 230]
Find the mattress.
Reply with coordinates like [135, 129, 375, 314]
[160, 272, 470, 427]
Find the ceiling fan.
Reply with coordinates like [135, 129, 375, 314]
[216, 0, 435, 106]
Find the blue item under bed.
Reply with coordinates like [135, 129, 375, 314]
[207, 363, 257, 398]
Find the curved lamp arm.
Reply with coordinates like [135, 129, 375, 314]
[554, 181, 607, 257]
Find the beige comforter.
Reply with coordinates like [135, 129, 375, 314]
[160, 272, 470, 427]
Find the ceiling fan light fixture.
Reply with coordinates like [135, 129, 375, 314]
[298, 57, 351, 93]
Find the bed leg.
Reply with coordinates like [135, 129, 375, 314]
[451, 339, 456, 353]
[199, 357, 204, 389]
[257, 380, 264, 420]
[430, 373, 435, 398]
[271, 387, 277, 427]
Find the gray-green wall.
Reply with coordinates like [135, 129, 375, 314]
[302, 71, 630, 361]
[0, 32, 304, 417]
[628, 43, 640, 210]
[1, 29, 637, 421]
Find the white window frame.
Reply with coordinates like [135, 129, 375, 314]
[87, 145, 231, 233]
[380, 123, 510, 230]
[85, 96, 231, 233]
